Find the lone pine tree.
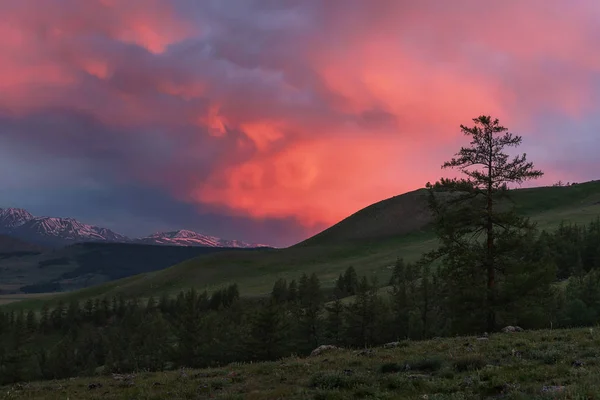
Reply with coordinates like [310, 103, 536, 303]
[425, 115, 544, 332]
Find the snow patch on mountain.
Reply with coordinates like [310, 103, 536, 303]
[19, 217, 128, 242]
[0, 207, 267, 248]
[137, 229, 265, 248]
[0, 208, 34, 230]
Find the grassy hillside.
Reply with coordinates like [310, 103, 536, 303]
[5, 180, 600, 310]
[299, 189, 431, 246]
[4, 327, 600, 399]
[0, 234, 46, 254]
[0, 242, 262, 297]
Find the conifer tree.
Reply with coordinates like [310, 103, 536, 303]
[39, 304, 50, 333]
[426, 115, 544, 332]
[325, 298, 345, 346]
[298, 273, 324, 349]
[158, 293, 171, 314]
[334, 273, 347, 298]
[345, 276, 382, 347]
[287, 279, 299, 303]
[271, 278, 289, 303]
[247, 300, 290, 360]
[26, 310, 36, 334]
[343, 266, 359, 296]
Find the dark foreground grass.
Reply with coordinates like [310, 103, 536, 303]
[4, 327, 600, 399]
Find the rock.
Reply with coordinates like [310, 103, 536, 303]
[384, 341, 403, 349]
[88, 383, 103, 390]
[310, 345, 339, 357]
[502, 383, 520, 393]
[541, 385, 565, 393]
[112, 373, 135, 381]
[461, 376, 474, 387]
[502, 326, 524, 333]
[355, 349, 375, 357]
[572, 360, 585, 368]
[408, 374, 430, 380]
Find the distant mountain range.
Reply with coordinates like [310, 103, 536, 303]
[0, 207, 266, 248]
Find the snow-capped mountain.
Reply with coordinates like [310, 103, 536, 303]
[0, 207, 267, 248]
[136, 229, 264, 248]
[17, 217, 129, 243]
[0, 207, 129, 246]
[0, 208, 34, 231]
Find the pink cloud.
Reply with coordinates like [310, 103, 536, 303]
[1, 0, 599, 236]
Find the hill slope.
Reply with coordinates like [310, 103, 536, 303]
[5, 180, 600, 309]
[299, 189, 431, 246]
[0, 242, 262, 295]
[0, 234, 46, 254]
[3, 327, 597, 399]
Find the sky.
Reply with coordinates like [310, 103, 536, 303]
[1, 0, 599, 247]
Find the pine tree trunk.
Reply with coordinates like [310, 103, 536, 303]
[486, 141, 496, 332]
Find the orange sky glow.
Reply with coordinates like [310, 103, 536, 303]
[1, 0, 599, 245]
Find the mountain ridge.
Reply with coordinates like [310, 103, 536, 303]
[0, 207, 264, 248]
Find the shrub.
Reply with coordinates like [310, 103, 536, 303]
[309, 372, 367, 390]
[452, 355, 487, 372]
[406, 357, 443, 372]
[380, 362, 405, 374]
[528, 349, 560, 365]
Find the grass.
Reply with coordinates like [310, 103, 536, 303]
[4, 180, 600, 311]
[5, 327, 600, 399]
[0, 293, 54, 306]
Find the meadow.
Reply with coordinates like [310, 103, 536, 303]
[3, 327, 600, 399]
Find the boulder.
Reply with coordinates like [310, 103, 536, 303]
[310, 345, 339, 357]
[501, 326, 524, 333]
[383, 341, 403, 349]
[541, 385, 565, 393]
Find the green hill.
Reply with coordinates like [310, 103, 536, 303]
[4, 180, 600, 310]
[0, 242, 261, 297]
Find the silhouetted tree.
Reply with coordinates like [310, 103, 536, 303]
[425, 115, 544, 331]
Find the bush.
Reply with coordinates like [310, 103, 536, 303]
[380, 362, 405, 374]
[452, 355, 487, 372]
[406, 357, 443, 372]
[309, 372, 367, 390]
[528, 349, 561, 365]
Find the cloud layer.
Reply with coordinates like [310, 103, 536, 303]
[1, 0, 599, 246]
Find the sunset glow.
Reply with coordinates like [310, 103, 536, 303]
[1, 0, 599, 246]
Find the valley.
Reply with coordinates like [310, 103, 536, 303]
[3, 179, 599, 311]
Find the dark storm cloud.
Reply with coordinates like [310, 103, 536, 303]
[0, 0, 599, 246]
